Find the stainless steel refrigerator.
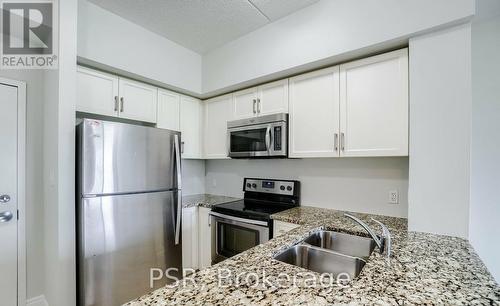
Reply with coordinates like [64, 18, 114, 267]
[76, 119, 183, 306]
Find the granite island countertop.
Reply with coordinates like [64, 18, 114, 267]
[126, 206, 500, 305]
[182, 194, 240, 208]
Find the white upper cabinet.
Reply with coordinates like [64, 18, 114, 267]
[289, 66, 340, 158]
[77, 66, 119, 117]
[232, 80, 289, 119]
[233, 87, 259, 119]
[180, 96, 203, 159]
[339, 49, 409, 157]
[76, 66, 158, 123]
[204, 94, 233, 159]
[257, 79, 289, 116]
[157, 89, 180, 131]
[118, 78, 158, 123]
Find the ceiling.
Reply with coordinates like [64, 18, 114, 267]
[87, 0, 320, 54]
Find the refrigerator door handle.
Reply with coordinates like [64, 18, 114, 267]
[174, 134, 182, 245]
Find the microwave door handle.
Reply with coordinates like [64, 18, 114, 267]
[265, 126, 271, 152]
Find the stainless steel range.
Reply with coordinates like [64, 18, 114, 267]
[210, 178, 300, 264]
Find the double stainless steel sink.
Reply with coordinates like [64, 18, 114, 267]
[273, 231, 376, 279]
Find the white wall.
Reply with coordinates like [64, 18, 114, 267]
[408, 24, 472, 238]
[0, 71, 45, 301]
[202, 0, 474, 95]
[182, 160, 206, 196]
[469, 15, 500, 282]
[77, 0, 202, 95]
[42, 0, 78, 305]
[206, 158, 408, 218]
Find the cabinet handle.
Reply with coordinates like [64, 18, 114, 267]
[257, 98, 261, 113]
[252, 99, 256, 114]
[120, 97, 124, 112]
[341, 133, 345, 151]
[334, 133, 338, 151]
[181, 141, 185, 154]
[114, 96, 119, 112]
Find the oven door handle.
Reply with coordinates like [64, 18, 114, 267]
[209, 211, 269, 226]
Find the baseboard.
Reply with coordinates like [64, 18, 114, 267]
[26, 295, 48, 306]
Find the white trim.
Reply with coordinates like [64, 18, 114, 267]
[26, 295, 48, 306]
[0, 77, 27, 306]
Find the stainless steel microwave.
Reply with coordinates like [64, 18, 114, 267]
[227, 113, 288, 158]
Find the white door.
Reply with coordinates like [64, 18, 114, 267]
[204, 94, 233, 159]
[76, 66, 119, 117]
[288, 66, 340, 158]
[180, 96, 203, 158]
[0, 83, 20, 306]
[233, 87, 258, 119]
[198, 207, 212, 269]
[157, 89, 180, 131]
[339, 49, 409, 157]
[181, 207, 199, 271]
[118, 78, 158, 123]
[258, 79, 289, 116]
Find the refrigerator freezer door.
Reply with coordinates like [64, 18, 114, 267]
[78, 190, 182, 306]
[78, 119, 181, 196]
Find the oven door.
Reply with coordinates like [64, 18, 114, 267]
[228, 122, 287, 158]
[210, 212, 269, 263]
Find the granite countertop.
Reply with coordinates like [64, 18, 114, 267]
[126, 206, 500, 305]
[182, 194, 240, 208]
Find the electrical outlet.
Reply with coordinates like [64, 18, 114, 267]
[389, 190, 399, 204]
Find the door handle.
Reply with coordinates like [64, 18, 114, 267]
[0, 211, 13, 222]
[0, 194, 10, 203]
[252, 99, 256, 114]
[114, 96, 119, 112]
[120, 97, 124, 112]
[265, 125, 271, 152]
[173, 135, 182, 245]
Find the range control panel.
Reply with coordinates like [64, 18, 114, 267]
[243, 178, 297, 196]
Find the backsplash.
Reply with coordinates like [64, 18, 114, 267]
[205, 157, 409, 218]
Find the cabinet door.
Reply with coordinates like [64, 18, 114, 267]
[76, 66, 119, 117]
[198, 207, 212, 269]
[204, 94, 233, 159]
[118, 78, 158, 123]
[233, 87, 258, 119]
[288, 66, 340, 158]
[181, 207, 199, 271]
[157, 89, 180, 131]
[340, 49, 408, 157]
[258, 79, 289, 116]
[180, 96, 203, 159]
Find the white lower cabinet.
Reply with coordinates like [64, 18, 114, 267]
[198, 207, 213, 269]
[273, 220, 300, 237]
[181, 207, 199, 272]
[180, 96, 203, 159]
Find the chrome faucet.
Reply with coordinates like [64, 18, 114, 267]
[344, 213, 392, 263]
